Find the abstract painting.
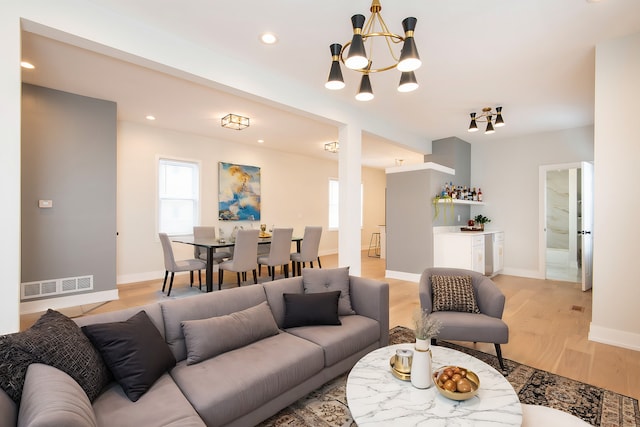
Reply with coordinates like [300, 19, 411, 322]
[218, 162, 261, 221]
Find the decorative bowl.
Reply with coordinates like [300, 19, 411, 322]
[433, 366, 480, 401]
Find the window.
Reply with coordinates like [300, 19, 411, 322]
[328, 178, 363, 229]
[158, 158, 199, 235]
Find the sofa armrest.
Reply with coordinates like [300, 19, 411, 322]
[18, 363, 98, 427]
[349, 276, 389, 346]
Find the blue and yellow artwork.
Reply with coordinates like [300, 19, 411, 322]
[218, 162, 261, 221]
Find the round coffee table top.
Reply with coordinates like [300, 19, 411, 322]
[346, 343, 523, 426]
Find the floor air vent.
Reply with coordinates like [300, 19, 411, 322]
[21, 275, 94, 300]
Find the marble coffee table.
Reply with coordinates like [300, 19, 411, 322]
[346, 343, 523, 426]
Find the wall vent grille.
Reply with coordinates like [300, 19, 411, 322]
[21, 276, 94, 300]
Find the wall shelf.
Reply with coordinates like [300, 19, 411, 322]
[436, 199, 485, 206]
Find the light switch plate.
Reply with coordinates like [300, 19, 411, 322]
[38, 200, 53, 208]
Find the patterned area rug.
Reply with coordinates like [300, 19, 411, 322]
[258, 326, 640, 427]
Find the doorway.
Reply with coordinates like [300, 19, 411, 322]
[539, 162, 593, 290]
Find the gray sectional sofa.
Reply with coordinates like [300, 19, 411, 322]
[0, 269, 389, 427]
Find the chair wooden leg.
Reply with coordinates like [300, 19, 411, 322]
[162, 271, 168, 292]
[309, 261, 314, 269]
[253, 269, 258, 284]
[258, 265, 262, 277]
[237, 272, 241, 287]
[218, 269, 223, 290]
[271, 266, 275, 281]
[494, 344, 506, 373]
[190, 271, 193, 287]
[198, 270, 202, 290]
[284, 264, 289, 278]
[317, 256, 322, 268]
[167, 272, 175, 296]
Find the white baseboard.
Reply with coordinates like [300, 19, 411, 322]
[20, 289, 119, 315]
[588, 323, 640, 351]
[385, 270, 421, 283]
[501, 267, 544, 279]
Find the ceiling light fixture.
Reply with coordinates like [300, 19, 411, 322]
[468, 107, 505, 134]
[145, 115, 156, 121]
[325, 0, 421, 101]
[324, 141, 339, 153]
[260, 32, 278, 44]
[221, 113, 250, 130]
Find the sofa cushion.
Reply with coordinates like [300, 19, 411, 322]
[93, 373, 205, 427]
[0, 334, 37, 403]
[282, 291, 341, 328]
[302, 266, 355, 315]
[161, 285, 268, 362]
[286, 314, 380, 366]
[7, 310, 111, 403]
[18, 363, 97, 427]
[262, 277, 304, 328]
[181, 301, 280, 365]
[170, 332, 324, 427]
[431, 275, 481, 314]
[82, 310, 176, 402]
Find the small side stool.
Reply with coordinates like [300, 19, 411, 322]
[368, 232, 380, 258]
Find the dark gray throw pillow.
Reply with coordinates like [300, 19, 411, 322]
[282, 291, 342, 328]
[0, 334, 37, 403]
[82, 310, 176, 402]
[7, 309, 111, 403]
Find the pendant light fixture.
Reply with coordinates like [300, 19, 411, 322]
[325, 0, 422, 101]
[468, 107, 505, 134]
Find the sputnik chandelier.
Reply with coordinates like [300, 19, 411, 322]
[325, 0, 421, 101]
[468, 107, 505, 134]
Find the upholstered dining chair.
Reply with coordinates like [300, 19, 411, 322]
[419, 267, 509, 372]
[218, 229, 260, 289]
[290, 226, 322, 276]
[193, 226, 231, 288]
[257, 227, 293, 281]
[158, 233, 207, 297]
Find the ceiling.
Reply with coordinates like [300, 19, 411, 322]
[20, 0, 640, 169]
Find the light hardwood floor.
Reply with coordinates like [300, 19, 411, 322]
[20, 252, 640, 401]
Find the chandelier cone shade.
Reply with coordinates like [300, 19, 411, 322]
[325, 43, 345, 90]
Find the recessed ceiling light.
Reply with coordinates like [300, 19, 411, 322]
[260, 32, 278, 45]
[20, 61, 35, 69]
[145, 115, 156, 121]
[258, 139, 264, 144]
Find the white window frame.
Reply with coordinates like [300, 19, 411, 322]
[328, 178, 363, 230]
[158, 157, 200, 236]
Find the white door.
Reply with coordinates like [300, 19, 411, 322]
[580, 162, 594, 291]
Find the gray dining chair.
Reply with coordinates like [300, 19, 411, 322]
[158, 233, 206, 296]
[218, 229, 260, 289]
[290, 226, 322, 276]
[257, 227, 293, 281]
[193, 226, 231, 288]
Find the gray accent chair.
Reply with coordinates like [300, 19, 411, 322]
[257, 227, 293, 280]
[290, 226, 322, 276]
[159, 233, 207, 296]
[218, 229, 260, 289]
[193, 226, 231, 288]
[419, 267, 509, 372]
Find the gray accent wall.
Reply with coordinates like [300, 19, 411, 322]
[21, 83, 117, 300]
[425, 136, 471, 186]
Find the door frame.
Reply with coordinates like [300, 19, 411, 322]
[538, 162, 582, 280]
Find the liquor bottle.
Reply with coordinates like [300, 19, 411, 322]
[472, 187, 478, 201]
[478, 188, 483, 202]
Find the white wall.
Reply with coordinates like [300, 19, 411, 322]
[470, 126, 594, 278]
[117, 121, 386, 284]
[590, 31, 640, 350]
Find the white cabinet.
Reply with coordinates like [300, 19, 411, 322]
[434, 233, 486, 274]
[434, 231, 504, 276]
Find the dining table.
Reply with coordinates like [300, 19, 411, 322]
[173, 234, 303, 292]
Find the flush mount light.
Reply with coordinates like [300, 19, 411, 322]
[324, 141, 339, 153]
[21, 61, 35, 69]
[468, 106, 505, 134]
[257, 139, 264, 144]
[260, 32, 278, 44]
[221, 113, 250, 130]
[145, 115, 156, 121]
